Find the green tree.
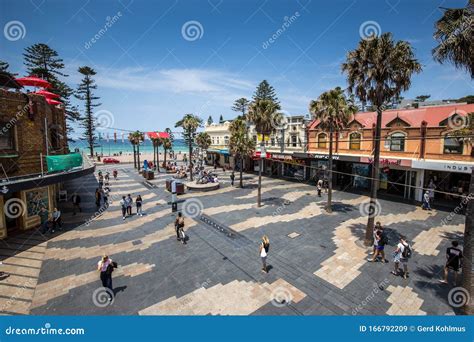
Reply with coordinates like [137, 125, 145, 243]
[219, 114, 224, 123]
[128, 131, 144, 171]
[342, 32, 421, 245]
[163, 127, 174, 166]
[415, 95, 431, 102]
[231, 98, 250, 117]
[75, 66, 101, 157]
[432, 2, 473, 78]
[196, 132, 212, 167]
[253, 80, 280, 105]
[310, 87, 357, 212]
[229, 116, 255, 188]
[247, 99, 281, 206]
[23, 43, 79, 134]
[175, 114, 202, 181]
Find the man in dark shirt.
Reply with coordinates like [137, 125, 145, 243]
[440, 240, 463, 285]
[39, 207, 50, 234]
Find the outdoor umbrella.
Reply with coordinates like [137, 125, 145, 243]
[15, 76, 52, 88]
[34, 89, 60, 98]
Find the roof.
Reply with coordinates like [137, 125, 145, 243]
[308, 103, 474, 130]
[147, 132, 170, 139]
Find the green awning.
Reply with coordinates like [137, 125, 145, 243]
[46, 153, 83, 172]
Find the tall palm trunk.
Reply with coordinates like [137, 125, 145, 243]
[164, 148, 167, 167]
[366, 108, 382, 245]
[462, 168, 473, 315]
[189, 142, 193, 181]
[153, 145, 156, 168]
[240, 155, 244, 188]
[137, 143, 141, 172]
[133, 144, 137, 169]
[156, 145, 160, 171]
[327, 124, 333, 213]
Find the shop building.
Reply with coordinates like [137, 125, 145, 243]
[0, 88, 95, 239]
[204, 120, 235, 170]
[307, 104, 474, 204]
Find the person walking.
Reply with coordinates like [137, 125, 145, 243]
[136, 195, 143, 216]
[120, 196, 127, 220]
[95, 188, 102, 208]
[97, 255, 115, 300]
[259, 235, 270, 273]
[440, 240, 463, 285]
[422, 190, 432, 210]
[98, 172, 104, 188]
[392, 235, 411, 279]
[71, 193, 81, 215]
[39, 207, 50, 234]
[317, 179, 322, 197]
[51, 208, 62, 233]
[113, 169, 118, 180]
[103, 187, 109, 207]
[369, 221, 383, 256]
[126, 194, 133, 216]
[174, 212, 186, 244]
[367, 229, 387, 263]
[230, 171, 235, 186]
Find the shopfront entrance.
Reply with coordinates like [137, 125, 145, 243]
[3, 192, 21, 235]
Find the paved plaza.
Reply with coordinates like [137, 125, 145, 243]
[0, 165, 466, 316]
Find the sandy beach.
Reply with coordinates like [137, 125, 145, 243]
[96, 151, 187, 164]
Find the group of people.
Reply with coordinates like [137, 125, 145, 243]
[366, 221, 463, 284]
[196, 169, 219, 184]
[39, 207, 62, 235]
[119, 194, 144, 220]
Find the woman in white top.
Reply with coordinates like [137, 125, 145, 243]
[97, 255, 114, 298]
[259, 235, 270, 273]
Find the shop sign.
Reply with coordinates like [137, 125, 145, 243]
[411, 160, 473, 174]
[272, 154, 293, 160]
[307, 153, 360, 162]
[361, 157, 412, 167]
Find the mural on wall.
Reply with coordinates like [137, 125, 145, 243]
[26, 187, 49, 217]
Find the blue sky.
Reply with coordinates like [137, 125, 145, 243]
[1, 0, 472, 138]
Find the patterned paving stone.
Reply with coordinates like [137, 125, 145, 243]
[139, 278, 306, 315]
[412, 224, 464, 256]
[386, 285, 426, 315]
[287, 232, 300, 239]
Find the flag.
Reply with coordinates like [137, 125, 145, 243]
[106, 133, 109, 142]
[114, 132, 117, 143]
[121, 133, 124, 143]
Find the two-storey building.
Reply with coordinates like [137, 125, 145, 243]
[204, 120, 235, 169]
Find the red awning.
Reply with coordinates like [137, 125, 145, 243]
[252, 152, 271, 159]
[147, 132, 170, 139]
[34, 89, 60, 98]
[45, 98, 61, 105]
[15, 76, 52, 88]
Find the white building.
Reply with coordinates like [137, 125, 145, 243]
[204, 120, 234, 169]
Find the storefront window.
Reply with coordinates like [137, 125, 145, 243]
[349, 132, 361, 150]
[271, 138, 275, 146]
[317, 133, 327, 149]
[291, 135, 297, 147]
[389, 133, 405, 151]
[443, 136, 463, 154]
[0, 121, 15, 150]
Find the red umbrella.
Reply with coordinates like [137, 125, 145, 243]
[34, 89, 60, 98]
[45, 98, 61, 105]
[15, 76, 52, 88]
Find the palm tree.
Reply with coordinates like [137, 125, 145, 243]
[432, 2, 473, 78]
[164, 127, 174, 166]
[229, 116, 256, 188]
[150, 136, 163, 171]
[342, 32, 421, 245]
[310, 87, 357, 213]
[196, 132, 211, 167]
[128, 133, 137, 168]
[129, 131, 145, 171]
[175, 114, 202, 181]
[247, 99, 281, 207]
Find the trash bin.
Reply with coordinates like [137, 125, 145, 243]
[175, 181, 185, 195]
[146, 171, 154, 180]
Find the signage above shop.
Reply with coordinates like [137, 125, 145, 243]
[297, 152, 361, 162]
[412, 160, 473, 174]
[271, 154, 293, 160]
[360, 157, 412, 167]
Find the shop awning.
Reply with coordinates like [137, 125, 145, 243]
[147, 132, 170, 139]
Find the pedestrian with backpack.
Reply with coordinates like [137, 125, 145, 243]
[259, 235, 270, 273]
[392, 235, 411, 279]
[174, 212, 186, 244]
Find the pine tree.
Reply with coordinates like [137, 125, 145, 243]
[219, 114, 224, 123]
[207, 115, 213, 125]
[252, 80, 279, 104]
[0, 60, 16, 76]
[23, 43, 79, 135]
[231, 98, 250, 117]
[75, 66, 101, 157]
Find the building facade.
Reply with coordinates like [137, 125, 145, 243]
[0, 88, 95, 239]
[204, 120, 235, 169]
[307, 103, 474, 205]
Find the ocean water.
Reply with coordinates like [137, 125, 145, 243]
[69, 138, 190, 155]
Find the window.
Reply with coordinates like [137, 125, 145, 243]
[349, 132, 361, 150]
[291, 135, 297, 147]
[271, 138, 275, 146]
[224, 136, 229, 145]
[212, 137, 215, 145]
[389, 133, 405, 151]
[216, 137, 220, 145]
[0, 122, 15, 150]
[253, 135, 257, 143]
[317, 133, 327, 149]
[444, 136, 463, 154]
